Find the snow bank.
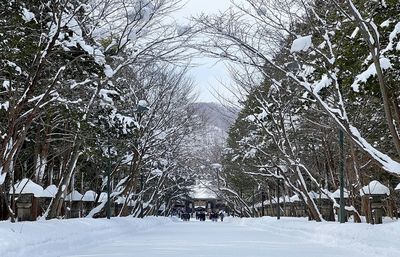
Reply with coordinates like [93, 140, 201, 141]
[225, 217, 400, 257]
[0, 216, 174, 257]
[2, 216, 399, 257]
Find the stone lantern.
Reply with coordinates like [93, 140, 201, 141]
[331, 188, 349, 203]
[81, 190, 97, 216]
[65, 190, 83, 218]
[360, 180, 390, 224]
[331, 188, 349, 221]
[10, 178, 44, 221]
[317, 189, 334, 221]
[95, 192, 116, 217]
[281, 195, 294, 217]
[289, 194, 304, 217]
[41, 184, 58, 209]
[307, 191, 333, 220]
[115, 195, 130, 216]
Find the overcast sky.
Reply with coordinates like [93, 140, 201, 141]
[175, 0, 236, 103]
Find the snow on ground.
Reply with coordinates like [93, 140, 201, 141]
[1, 216, 399, 257]
[0, 217, 173, 257]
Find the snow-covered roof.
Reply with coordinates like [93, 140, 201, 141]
[331, 188, 349, 198]
[395, 183, 400, 191]
[306, 190, 332, 200]
[43, 185, 58, 198]
[255, 191, 332, 206]
[290, 194, 301, 202]
[255, 195, 297, 207]
[65, 190, 83, 201]
[82, 190, 97, 202]
[275, 196, 292, 203]
[115, 196, 135, 206]
[190, 181, 217, 199]
[9, 178, 44, 197]
[360, 180, 390, 196]
[320, 189, 332, 199]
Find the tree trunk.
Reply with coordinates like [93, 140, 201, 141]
[45, 140, 81, 219]
[347, 0, 400, 157]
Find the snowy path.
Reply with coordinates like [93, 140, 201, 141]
[61, 218, 378, 257]
[2, 217, 399, 257]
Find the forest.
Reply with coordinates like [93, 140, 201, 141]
[1, 0, 400, 224]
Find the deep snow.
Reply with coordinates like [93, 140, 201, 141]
[1, 217, 399, 257]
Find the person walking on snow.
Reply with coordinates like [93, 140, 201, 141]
[219, 211, 224, 222]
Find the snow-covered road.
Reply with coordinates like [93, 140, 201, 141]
[2, 216, 399, 257]
[61, 218, 387, 257]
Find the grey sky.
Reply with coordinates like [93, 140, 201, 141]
[175, 0, 236, 103]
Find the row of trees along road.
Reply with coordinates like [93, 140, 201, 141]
[194, 0, 400, 222]
[0, 0, 204, 221]
[2, 0, 400, 224]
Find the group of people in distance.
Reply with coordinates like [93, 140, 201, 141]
[195, 211, 224, 222]
[196, 212, 206, 221]
[180, 210, 226, 222]
[209, 212, 219, 222]
[181, 212, 191, 221]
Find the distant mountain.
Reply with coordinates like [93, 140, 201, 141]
[186, 102, 238, 180]
[192, 102, 238, 132]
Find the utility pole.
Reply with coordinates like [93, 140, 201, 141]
[252, 187, 255, 217]
[261, 192, 265, 216]
[106, 144, 111, 219]
[135, 100, 149, 219]
[339, 129, 345, 223]
[277, 178, 280, 220]
[140, 172, 144, 218]
[276, 162, 281, 220]
[106, 166, 111, 219]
